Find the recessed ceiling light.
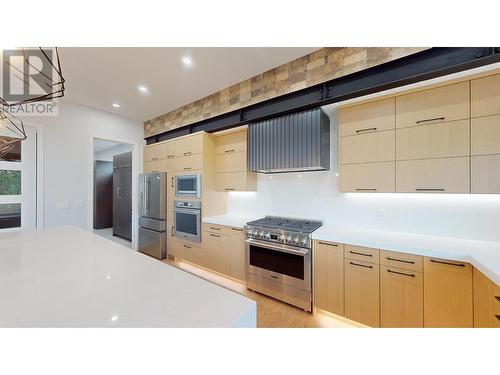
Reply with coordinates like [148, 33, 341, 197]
[112, 103, 120, 108]
[110, 315, 119, 322]
[138, 85, 149, 94]
[182, 56, 193, 66]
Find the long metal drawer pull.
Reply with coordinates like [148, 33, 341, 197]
[416, 116, 445, 124]
[270, 275, 279, 279]
[184, 152, 192, 156]
[224, 149, 235, 153]
[416, 188, 445, 192]
[152, 157, 158, 160]
[167, 155, 175, 159]
[386, 257, 415, 264]
[495, 296, 500, 303]
[183, 244, 191, 249]
[349, 250, 373, 257]
[183, 167, 192, 171]
[355, 127, 377, 133]
[171, 177, 174, 188]
[225, 188, 235, 191]
[430, 259, 465, 267]
[350, 261, 373, 269]
[210, 233, 221, 238]
[318, 241, 338, 247]
[171, 226, 175, 236]
[387, 269, 415, 278]
[356, 188, 377, 191]
[210, 226, 220, 230]
[231, 228, 243, 232]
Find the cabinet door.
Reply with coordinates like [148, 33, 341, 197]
[471, 73, 500, 118]
[339, 98, 395, 137]
[471, 115, 500, 156]
[473, 268, 497, 327]
[167, 206, 175, 257]
[174, 133, 204, 157]
[340, 130, 395, 164]
[216, 171, 257, 192]
[144, 160, 168, 173]
[144, 142, 168, 161]
[314, 241, 344, 316]
[396, 81, 470, 128]
[179, 240, 203, 265]
[380, 266, 423, 327]
[215, 130, 247, 154]
[229, 227, 246, 281]
[344, 259, 380, 327]
[396, 119, 470, 160]
[396, 157, 470, 193]
[471, 155, 500, 194]
[423, 257, 473, 328]
[216, 151, 247, 173]
[203, 231, 230, 275]
[340, 162, 395, 193]
[174, 154, 203, 172]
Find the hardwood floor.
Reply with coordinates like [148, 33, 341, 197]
[162, 258, 363, 328]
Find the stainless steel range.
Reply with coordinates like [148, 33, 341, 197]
[245, 216, 322, 312]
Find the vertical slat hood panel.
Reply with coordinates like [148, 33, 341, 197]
[248, 108, 330, 173]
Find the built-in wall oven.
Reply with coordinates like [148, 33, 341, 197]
[173, 200, 201, 242]
[175, 174, 201, 199]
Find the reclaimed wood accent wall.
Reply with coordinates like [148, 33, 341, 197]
[144, 47, 428, 138]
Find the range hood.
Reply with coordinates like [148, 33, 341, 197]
[248, 108, 330, 173]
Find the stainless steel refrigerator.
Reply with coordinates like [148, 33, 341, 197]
[138, 172, 167, 259]
[113, 151, 132, 240]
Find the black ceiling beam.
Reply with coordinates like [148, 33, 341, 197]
[145, 47, 500, 144]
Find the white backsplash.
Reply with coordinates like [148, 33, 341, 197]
[226, 109, 500, 242]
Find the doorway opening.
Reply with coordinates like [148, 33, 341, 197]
[92, 138, 133, 248]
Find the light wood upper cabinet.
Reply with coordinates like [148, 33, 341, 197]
[340, 162, 395, 193]
[471, 154, 500, 194]
[340, 131, 395, 164]
[471, 73, 500, 118]
[215, 130, 247, 154]
[344, 258, 380, 327]
[144, 142, 168, 161]
[144, 159, 168, 173]
[423, 257, 473, 328]
[314, 241, 344, 316]
[471, 115, 500, 156]
[216, 171, 257, 192]
[396, 119, 470, 161]
[396, 157, 470, 193]
[216, 151, 247, 173]
[229, 227, 246, 282]
[174, 133, 204, 157]
[174, 153, 203, 172]
[339, 98, 395, 137]
[396, 81, 470, 128]
[380, 265, 423, 328]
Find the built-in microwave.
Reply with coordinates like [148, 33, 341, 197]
[175, 174, 201, 198]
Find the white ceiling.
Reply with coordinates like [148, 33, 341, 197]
[59, 47, 319, 123]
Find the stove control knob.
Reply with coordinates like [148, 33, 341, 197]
[279, 234, 286, 242]
[301, 237, 308, 246]
[264, 232, 271, 239]
[293, 236, 300, 244]
[286, 235, 292, 242]
[259, 231, 264, 238]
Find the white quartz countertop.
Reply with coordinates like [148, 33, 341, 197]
[312, 225, 500, 286]
[202, 215, 259, 229]
[0, 226, 256, 327]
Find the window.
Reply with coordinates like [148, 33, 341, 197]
[0, 203, 21, 229]
[0, 137, 22, 229]
[0, 170, 21, 195]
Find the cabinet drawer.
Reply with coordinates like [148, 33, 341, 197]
[144, 159, 168, 173]
[471, 154, 500, 194]
[380, 250, 423, 272]
[176, 239, 203, 265]
[340, 162, 395, 193]
[396, 119, 470, 160]
[174, 133, 204, 157]
[174, 153, 203, 172]
[144, 142, 168, 161]
[340, 130, 395, 164]
[339, 98, 395, 137]
[345, 244, 379, 264]
[216, 151, 247, 173]
[471, 115, 500, 156]
[396, 157, 470, 193]
[471, 73, 500, 118]
[396, 81, 469, 128]
[215, 130, 247, 155]
[203, 223, 230, 236]
[216, 171, 257, 192]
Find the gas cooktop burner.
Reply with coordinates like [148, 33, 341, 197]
[246, 216, 323, 234]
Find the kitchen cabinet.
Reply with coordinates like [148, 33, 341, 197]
[203, 223, 230, 236]
[313, 241, 344, 316]
[215, 130, 247, 154]
[174, 133, 204, 157]
[395, 81, 470, 128]
[423, 257, 473, 328]
[471, 115, 500, 155]
[471, 73, 500, 118]
[167, 206, 175, 257]
[144, 141, 168, 162]
[216, 151, 247, 173]
[340, 162, 395, 193]
[216, 171, 257, 192]
[380, 265, 423, 327]
[340, 130, 395, 164]
[344, 244, 380, 264]
[174, 153, 203, 172]
[344, 258, 380, 327]
[396, 119, 470, 160]
[229, 227, 246, 281]
[473, 268, 500, 327]
[203, 229, 230, 275]
[175, 239, 203, 265]
[471, 154, 500, 194]
[144, 159, 168, 173]
[396, 157, 470, 193]
[380, 250, 423, 273]
[339, 98, 395, 137]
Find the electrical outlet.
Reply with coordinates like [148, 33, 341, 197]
[376, 208, 386, 219]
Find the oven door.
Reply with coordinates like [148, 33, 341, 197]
[174, 207, 201, 242]
[246, 238, 311, 291]
[175, 175, 201, 198]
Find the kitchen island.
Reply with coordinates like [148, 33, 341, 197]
[0, 226, 256, 327]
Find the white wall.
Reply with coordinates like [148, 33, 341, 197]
[24, 101, 143, 244]
[94, 143, 133, 162]
[227, 109, 500, 242]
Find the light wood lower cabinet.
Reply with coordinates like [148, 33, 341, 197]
[175, 239, 203, 265]
[167, 206, 175, 257]
[340, 162, 395, 193]
[423, 257, 473, 327]
[344, 258, 380, 327]
[313, 241, 344, 316]
[229, 227, 246, 281]
[396, 157, 470, 193]
[471, 154, 500, 194]
[380, 266, 423, 327]
[203, 230, 230, 275]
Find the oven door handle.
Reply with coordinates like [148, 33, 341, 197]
[245, 238, 309, 257]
